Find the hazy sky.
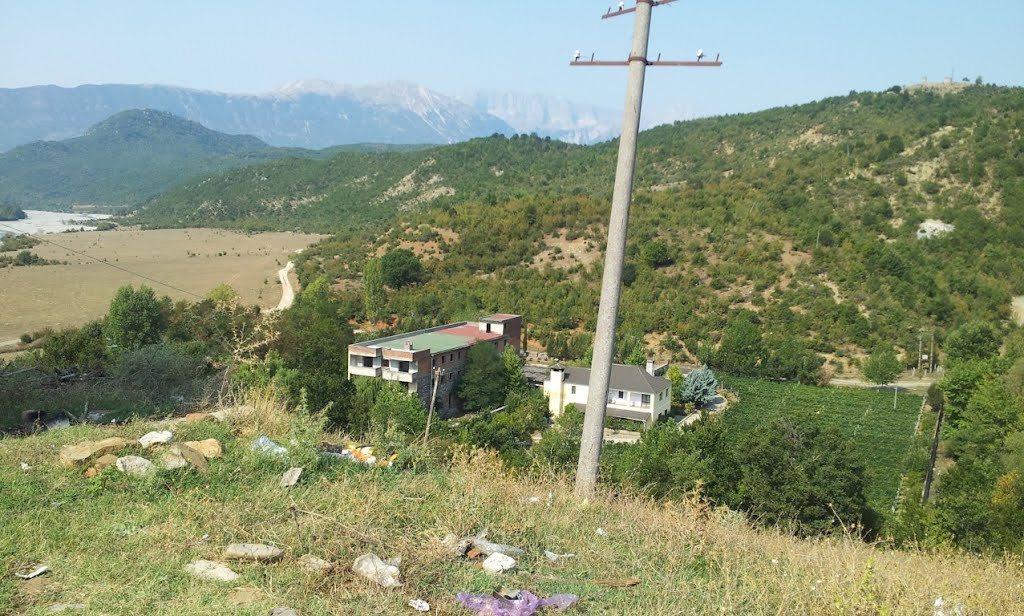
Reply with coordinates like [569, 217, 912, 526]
[3, 1, 1022, 124]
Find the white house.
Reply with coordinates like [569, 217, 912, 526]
[543, 360, 672, 427]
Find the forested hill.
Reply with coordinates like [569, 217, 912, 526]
[0, 109, 335, 209]
[137, 85, 1024, 368]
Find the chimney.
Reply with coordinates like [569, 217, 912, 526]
[404, 341, 413, 351]
[645, 357, 655, 376]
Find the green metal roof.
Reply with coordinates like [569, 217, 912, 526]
[380, 332, 470, 354]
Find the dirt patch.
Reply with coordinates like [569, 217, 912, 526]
[531, 230, 602, 271]
[0, 228, 325, 340]
[373, 227, 459, 259]
[789, 125, 837, 149]
[1013, 296, 1024, 326]
[780, 240, 811, 271]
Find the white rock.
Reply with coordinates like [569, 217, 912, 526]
[138, 431, 174, 449]
[269, 608, 298, 616]
[115, 456, 156, 477]
[280, 467, 303, 488]
[408, 599, 430, 612]
[481, 553, 517, 574]
[298, 554, 332, 573]
[223, 543, 284, 562]
[184, 559, 239, 582]
[160, 449, 188, 470]
[352, 553, 402, 588]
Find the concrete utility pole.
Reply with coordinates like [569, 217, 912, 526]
[570, 0, 721, 498]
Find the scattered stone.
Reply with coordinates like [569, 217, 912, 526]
[185, 560, 239, 582]
[269, 608, 298, 616]
[171, 443, 208, 472]
[223, 543, 284, 562]
[83, 467, 98, 479]
[94, 454, 118, 470]
[280, 467, 303, 488]
[481, 553, 517, 575]
[352, 553, 402, 588]
[160, 449, 189, 470]
[226, 586, 260, 607]
[59, 443, 95, 468]
[93, 437, 128, 457]
[139, 431, 174, 449]
[185, 412, 213, 422]
[115, 456, 156, 477]
[184, 438, 223, 459]
[46, 604, 86, 613]
[595, 527, 608, 537]
[408, 599, 430, 612]
[20, 462, 31, 471]
[298, 554, 332, 573]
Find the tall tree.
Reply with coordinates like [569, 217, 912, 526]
[363, 258, 386, 322]
[379, 248, 424, 289]
[105, 285, 165, 353]
[862, 344, 902, 387]
[458, 342, 507, 412]
[945, 321, 1001, 365]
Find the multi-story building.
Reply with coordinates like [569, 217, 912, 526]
[347, 314, 521, 417]
[543, 360, 672, 427]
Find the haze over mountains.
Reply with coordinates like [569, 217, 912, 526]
[0, 81, 621, 152]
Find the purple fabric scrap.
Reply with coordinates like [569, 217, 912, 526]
[455, 590, 579, 615]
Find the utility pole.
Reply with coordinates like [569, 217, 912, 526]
[423, 367, 442, 445]
[571, 0, 721, 498]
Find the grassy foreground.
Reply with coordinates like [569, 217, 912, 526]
[2, 397, 1022, 615]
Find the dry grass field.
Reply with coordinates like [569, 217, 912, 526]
[0, 228, 325, 341]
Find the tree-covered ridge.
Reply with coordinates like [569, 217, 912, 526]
[0, 109, 339, 209]
[137, 86, 1024, 367]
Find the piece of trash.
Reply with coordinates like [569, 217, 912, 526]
[595, 527, 608, 537]
[15, 565, 49, 580]
[544, 550, 575, 562]
[594, 578, 641, 587]
[443, 529, 525, 559]
[352, 553, 402, 588]
[330, 443, 398, 467]
[269, 608, 298, 616]
[20, 462, 31, 471]
[408, 598, 430, 612]
[251, 435, 287, 456]
[198, 533, 210, 543]
[280, 467, 303, 488]
[482, 553, 517, 574]
[456, 590, 579, 615]
[524, 496, 542, 504]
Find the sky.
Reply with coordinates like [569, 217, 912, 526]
[3, 1, 1022, 124]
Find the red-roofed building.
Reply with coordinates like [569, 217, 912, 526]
[348, 314, 522, 417]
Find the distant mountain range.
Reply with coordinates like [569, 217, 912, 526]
[0, 109, 331, 208]
[0, 81, 622, 152]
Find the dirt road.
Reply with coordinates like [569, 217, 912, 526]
[1013, 296, 1024, 327]
[273, 262, 296, 311]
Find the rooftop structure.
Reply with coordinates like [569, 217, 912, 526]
[348, 314, 522, 417]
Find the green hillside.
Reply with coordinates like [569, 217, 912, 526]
[0, 109, 335, 208]
[133, 85, 1024, 366]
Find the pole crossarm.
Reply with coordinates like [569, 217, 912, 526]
[571, 59, 722, 67]
[602, 0, 677, 19]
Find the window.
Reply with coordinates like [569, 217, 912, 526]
[449, 353, 454, 362]
[641, 394, 651, 405]
[617, 390, 624, 399]
[441, 355, 446, 364]
[486, 323, 492, 333]
[362, 356, 373, 368]
[399, 361, 410, 373]
[570, 385, 576, 394]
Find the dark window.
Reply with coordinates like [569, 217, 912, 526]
[399, 361, 410, 373]
[570, 385, 576, 394]
[641, 394, 651, 405]
[449, 353, 453, 361]
[362, 356, 373, 368]
[617, 390, 624, 399]
[441, 355, 446, 364]
[486, 323, 492, 333]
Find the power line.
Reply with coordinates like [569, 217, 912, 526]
[0, 222, 205, 300]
